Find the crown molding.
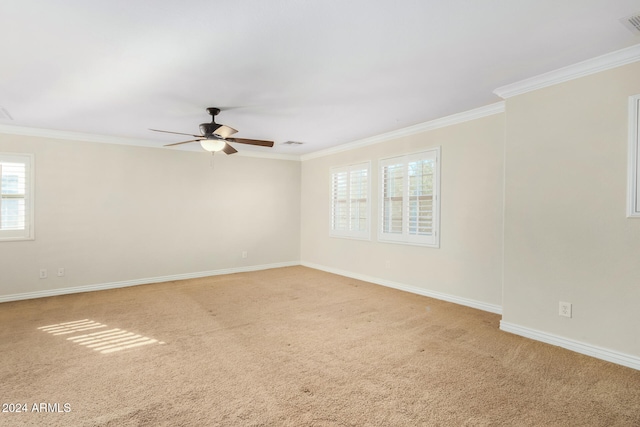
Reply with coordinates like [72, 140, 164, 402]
[494, 43, 640, 99]
[0, 100, 506, 163]
[0, 124, 300, 161]
[301, 101, 505, 161]
[0, 123, 160, 147]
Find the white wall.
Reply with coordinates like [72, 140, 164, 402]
[502, 61, 640, 358]
[301, 113, 505, 310]
[0, 134, 300, 298]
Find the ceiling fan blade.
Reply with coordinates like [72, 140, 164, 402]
[164, 139, 203, 147]
[150, 129, 201, 138]
[222, 143, 238, 155]
[213, 125, 238, 139]
[227, 138, 274, 147]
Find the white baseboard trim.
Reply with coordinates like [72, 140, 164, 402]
[0, 261, 301, 303]
[301, 261, 502, 314]
[500, 321, 640, 371]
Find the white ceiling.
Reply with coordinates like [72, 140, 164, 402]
[1, 1, 639, 156]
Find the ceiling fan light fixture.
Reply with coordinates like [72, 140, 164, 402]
[200, 139, 226, 152]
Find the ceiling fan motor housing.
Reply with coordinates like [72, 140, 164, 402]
[199, 107, 223, 136]
[199, 122, 221, 136]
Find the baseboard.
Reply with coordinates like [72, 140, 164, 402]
[0, 261, 301, 303]
[300, 261, 502, 315]
[500, 321, 640, 371]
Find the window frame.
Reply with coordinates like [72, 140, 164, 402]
[329, 161, 371, 240]
[378, 147, 440, 248]
[0, 152, 35, 241]
[628, 94, 640, 218]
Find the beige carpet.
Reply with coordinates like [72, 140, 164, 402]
[1, 266, 639, 426]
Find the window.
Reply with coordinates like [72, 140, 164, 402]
[330, 162, 370, 239]
[628, 94, 640, 218]
[0, 153, 34, 241]
[379, 148, 440, 247]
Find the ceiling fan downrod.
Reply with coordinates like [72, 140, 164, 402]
[199, 108, 222, 137]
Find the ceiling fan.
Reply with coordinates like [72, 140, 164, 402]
[150, 107, 274, 155]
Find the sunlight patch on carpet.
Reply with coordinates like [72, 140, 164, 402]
[38, 319, 165, 354]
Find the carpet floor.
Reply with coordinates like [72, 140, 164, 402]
[1, 266, 639, 426]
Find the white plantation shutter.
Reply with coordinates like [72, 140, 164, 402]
[330, 162, 370, 239]
[0, 153, 34, 241]
[407, 155, 434, 236]
[349, 168, 368, 233]
[379, 148, 440, 247]
[382, 162, 404, 234]
[331, 169, 349, 231]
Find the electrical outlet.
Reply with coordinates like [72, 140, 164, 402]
[559, 301, 572, 318]
[242, 251, 248, 259]
[39, 269, 47, 279]
[57, 268, 65, 277]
